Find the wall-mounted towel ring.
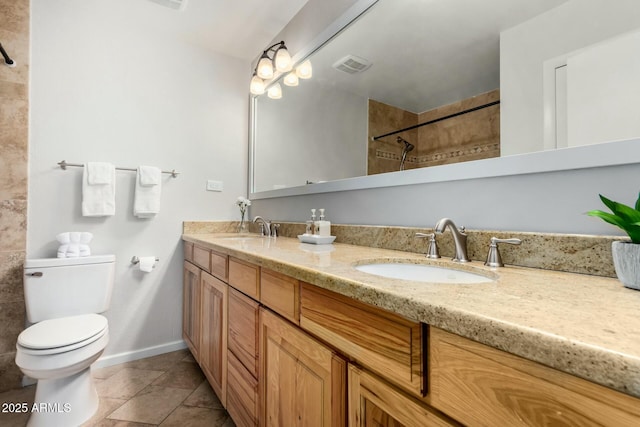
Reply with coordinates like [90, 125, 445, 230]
[0, 43, 15, 67]
[131, 256, 159, 265]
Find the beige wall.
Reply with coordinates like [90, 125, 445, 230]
[0, 0, 28, 392]
[368, 90, 500, 175]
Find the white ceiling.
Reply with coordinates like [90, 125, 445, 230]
[140, 0, 310, 61]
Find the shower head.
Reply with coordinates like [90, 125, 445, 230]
[397, 136, 414, 152]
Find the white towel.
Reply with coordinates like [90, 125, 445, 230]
[82, 162, 115, 217]
[134, 166, 162, 218]
[56, 232, 92, 258]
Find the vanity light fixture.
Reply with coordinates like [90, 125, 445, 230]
[267, 83, 283, 99]
[256, 41, 292, 79]
[283, 72, 299, 87]
[296, 60, 313, 79]
[250, 73, 266, 95]
[250, 41, 312, 96]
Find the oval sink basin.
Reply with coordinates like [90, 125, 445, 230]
[354, 263, 494, 284]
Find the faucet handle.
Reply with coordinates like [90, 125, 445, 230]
[484, 237, 522, 267]
[270, 223, 280, 237]
[415, 233, 440, 259]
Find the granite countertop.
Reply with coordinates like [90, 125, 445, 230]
[183, 232, 640, 398]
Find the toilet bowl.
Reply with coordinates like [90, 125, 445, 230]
[15, 313, 109, 427]
[16, 255, 115, 427]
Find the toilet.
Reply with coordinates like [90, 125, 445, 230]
[15, 255, 115, 427]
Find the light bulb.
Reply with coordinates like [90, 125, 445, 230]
[274, 46, 292, 72]
[296, 60, 312, 79]
[283, 72, 299, 87]
[267, 83, 282, 99]
[250, 75, 265, 95]
[257, 55, 274, 79]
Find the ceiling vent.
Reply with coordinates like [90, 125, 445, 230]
[148, 0, 188, 10]
[332, 55, 372, 74]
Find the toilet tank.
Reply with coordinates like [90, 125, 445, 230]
[24, 255, 115, 323]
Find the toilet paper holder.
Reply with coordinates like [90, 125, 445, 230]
[131, 256, 159, 265]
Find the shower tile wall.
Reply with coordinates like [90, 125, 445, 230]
[0, 0, 28, 393]
[367, 90, 500, 175]
[417, 89, 500, 167]
[367, 100, 418, 175]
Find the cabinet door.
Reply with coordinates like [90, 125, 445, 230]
[260, 308, 346, 427]
[228, 288, 260, 377]
[200, 272, 228, 406]
[348, 365, 460, 427]
[183, 261, 201, 359]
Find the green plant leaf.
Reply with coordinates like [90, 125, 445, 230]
[625, 224, 640, 244]
[587, 209, 629, 229]
[588, 193, 640, 243]
[599, 194, 640, 223]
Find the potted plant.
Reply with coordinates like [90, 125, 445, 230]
[587, 192, 640, 290]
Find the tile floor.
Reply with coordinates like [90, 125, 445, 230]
[0, 349, 235, 427]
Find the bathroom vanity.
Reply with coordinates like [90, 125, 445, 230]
[182, 231, 640, 426]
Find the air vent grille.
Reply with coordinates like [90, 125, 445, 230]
[332, 55, 372, 74]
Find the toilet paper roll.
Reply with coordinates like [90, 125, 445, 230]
[137, 256, 156, 273]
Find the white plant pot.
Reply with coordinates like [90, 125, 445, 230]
[612, 241, 640, 290]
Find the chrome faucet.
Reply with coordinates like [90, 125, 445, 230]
[434, 218, 470, 262]
[253, 216, 271, 237]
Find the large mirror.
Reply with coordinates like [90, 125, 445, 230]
[250, 0, 640, 196]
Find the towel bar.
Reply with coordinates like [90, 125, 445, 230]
[58, 160, 179, 178]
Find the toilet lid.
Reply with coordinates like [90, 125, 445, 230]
[18, 314, 108, 350]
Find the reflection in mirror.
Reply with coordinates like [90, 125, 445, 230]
[251, 0, 640, 195]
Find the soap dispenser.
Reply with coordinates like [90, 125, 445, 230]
[317, 209, 331, 237]
[306, 209, 317, 235]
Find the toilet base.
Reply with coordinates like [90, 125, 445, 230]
[27, 366, 99, 427]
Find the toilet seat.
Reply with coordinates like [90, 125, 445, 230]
[18, 314, 108, 356]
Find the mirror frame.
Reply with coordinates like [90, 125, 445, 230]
[248, 0, 640, 200]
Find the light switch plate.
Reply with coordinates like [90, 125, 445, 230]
[206, 180, 223, 192]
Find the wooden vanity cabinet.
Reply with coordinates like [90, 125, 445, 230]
[300, 283, 425, 398]
[259, 307, 347, 427]
[348, 365, 459, 427]
[199, 271, 228, 406]
[186, 242, 640, 427]
[429, 327, 640, 427]
[182, 260, 201, 359]
[227, 349, 259, 427]
[228, 288, 260, 377]
[260, 268, 299, 324]
[229, 257, 260, 299]
[184, 245, 230, 409]
[226, 258, 262, 426]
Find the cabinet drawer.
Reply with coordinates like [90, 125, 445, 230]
[348, 365, 460, 427]
[228, 288, 260, 377]
[430, 327, 640, 427]
[260, 268, 299, 324]
[184, 241, 194, 263]
[300, 283, 425, 398]
[227, 350, 258, 427]
[193, 245, 211, 272]
[229, 257, 260, 299]
[210, 249, 228, 281]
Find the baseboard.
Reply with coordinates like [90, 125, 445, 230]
[93, 340, 188, 369]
